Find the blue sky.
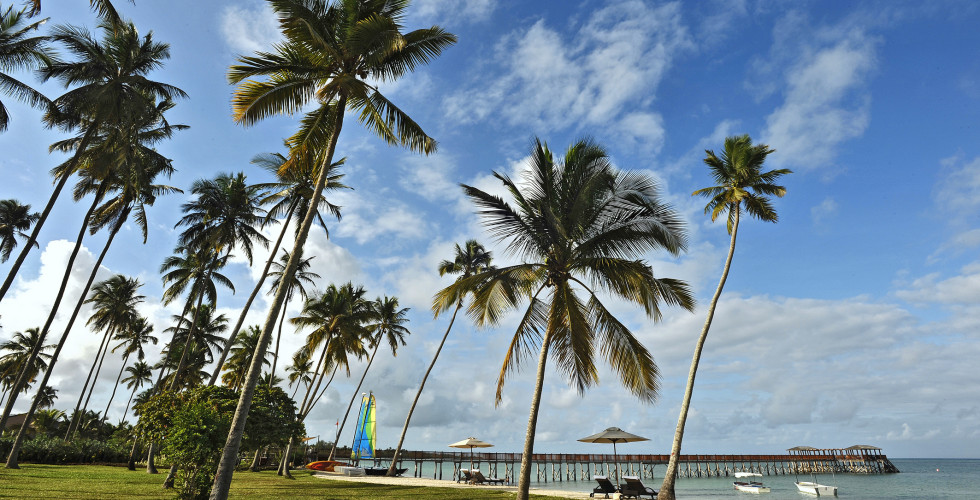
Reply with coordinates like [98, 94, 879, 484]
[2, 0, 979, 459]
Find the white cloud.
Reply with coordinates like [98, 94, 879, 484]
[762, 27, 878, 171]
[811, 197, 838, 225]
[411, 0, 496, 25]
[444, 1, 691, 152]
[220, 3, 281, 55]
[934, 154, 980, 215]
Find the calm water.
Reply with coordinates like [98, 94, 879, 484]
[409, 458, 979, 498]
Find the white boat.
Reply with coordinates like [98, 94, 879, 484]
[795, 481, 838, 496]
[733, 472, 771, 493]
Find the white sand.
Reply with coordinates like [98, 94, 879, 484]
[310, 470, 593, 499]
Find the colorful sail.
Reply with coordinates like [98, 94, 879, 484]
[351, 392, 376, 463]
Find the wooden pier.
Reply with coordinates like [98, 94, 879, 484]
[367, 445, 898, 483]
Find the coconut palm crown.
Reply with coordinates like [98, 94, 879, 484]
[458, 137, 695, 500]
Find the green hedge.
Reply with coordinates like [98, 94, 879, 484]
[0, 436, 131, 464]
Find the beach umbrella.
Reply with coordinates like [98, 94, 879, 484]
[449, 437, 494, 471]
[578, 427, 649, 487]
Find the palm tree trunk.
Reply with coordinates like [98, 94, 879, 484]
[303, 365, 337, 418]
[658, 212, 739, 500]
[328, 337, 381, 461]
[278, 436, 295, 478]
[100, 352, 130, 426]
[249, 448, 262, 472]
[0, 127, 98, 304]
[210, 95, 347, 500]
[5, 206, 119, 468]
[207, 213, 294, 386]
[146, 441, 158, 474]
[76, 329, 115, 433]
[127, 437, 141, 470]
[0, 195, 100, 434]
[151, 298, 194, 391]
[516, 329, 553, 500]
[270, 299, 289, 386]
[298, 342, 330, 418]
[66, 328, 114, 440]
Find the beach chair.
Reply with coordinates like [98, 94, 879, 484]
[590, 475, 619, 498]
[458, 469, 473, 483]
[621, 476, 657, 499]
[471, 469, 506, 485]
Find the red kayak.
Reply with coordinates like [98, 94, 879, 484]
[306, 460, 347, 472]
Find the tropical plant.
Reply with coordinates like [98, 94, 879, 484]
[0, 200, 40, 263]
[22, 0, 126, 25]
[66, 274, 144, 439]
[459, 138, 695, 499]
[658, 135, 789, 500]
[159, 303, 229, 390]
[0, 327, 54, 404]
[175, 172, 268, 264]
[0, 19, 185, 442]
[207, 151, 345, 386]
[328, 295, 409, 461]
[101, 315, 156, 425]
[266, 249, 319, 383]
[120, 360, 152, 423]
[0, 5, 52, 132]
[387, 240, 491, 473]
[284, 353, 312, 400]
[212, 1, 456, 492]
[0, 18, 185, 304]
[221, 325, 269, 391]
[35, 385, 56, 408]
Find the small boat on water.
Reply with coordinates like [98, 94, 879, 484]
[733, 472, 770, 493]
[794, 481, 838, 496]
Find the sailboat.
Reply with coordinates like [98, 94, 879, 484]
[350, 392, 407, 477]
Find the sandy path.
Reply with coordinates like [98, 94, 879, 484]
[311, 471, 593, 499]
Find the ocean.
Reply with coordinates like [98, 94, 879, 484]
[409, 458, 979, 498]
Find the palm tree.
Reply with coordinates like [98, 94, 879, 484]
[284, 353, 312, 400]
[0, 328, 54, 407]
[658, 135, 790, 500]
[0, 18, 185, 439]
[101, 315, 156, 425]
[0, 5, 52, 132]
[35, 384, 56, 408]
[175, 172, 269, 265]
[158, 247, 233, 388]
[387, 240, 491, 474]
[221, 325, 269, 391]
[207, 151, 346, 386]
[329, 295, 409, 461]
[212, 1, 456, 492]
[267, 249, 320, 383]
[459, 138, 695, 500]
[0, 200, 40, 263]
[119, 360, 152, 423]
[66, 274, 143, 439]
[0, 19, 185, 304]
[159, 303, 229, 389]
[22, 0, 126, 25]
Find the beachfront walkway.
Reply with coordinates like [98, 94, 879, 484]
[311, 471, 592, 499]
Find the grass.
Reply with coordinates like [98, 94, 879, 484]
[0, 464, 573, 499]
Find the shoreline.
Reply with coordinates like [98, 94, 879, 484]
[310, 470, 592, 499]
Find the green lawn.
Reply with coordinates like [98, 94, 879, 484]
[0, 464, 572, 499]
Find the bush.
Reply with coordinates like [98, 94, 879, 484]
[0, 436, 130, 464]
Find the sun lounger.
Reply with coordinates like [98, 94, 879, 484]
[458, 469, 474, 483]
[471, 469, 506, 485]
[621, 476, 657, 499]
[590, 475, 619, 498]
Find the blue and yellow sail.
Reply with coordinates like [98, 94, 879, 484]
[351, 392, 376, 463]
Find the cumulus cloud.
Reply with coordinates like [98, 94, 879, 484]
[411, 0, 495, 25]
[220, 2, 281, 54]
[444, 1, 692, 152]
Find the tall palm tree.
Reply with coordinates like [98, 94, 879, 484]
[1, 95, 182, 456]
[101, 315, 156, 425]
[459, 138, 695, 500]
[212, 2, 456, 492]
[119, 360, 151, 423]
[284, 353, 312, 400]
[267, 249, 319, 383]
[0, 328, 54, 407]
[658, 135, 790, 500]
[387, 240, 491, 474]
[207, 151, 346, 386]
[159, 303, 229, 389]
[221, 325, 269, 391]
[0, 19, 185, 304]
[66, 274, 143, 439]
[22, 0, 126, 25]
[0, 200, 40, 263]
[158, 246, 233, 388]
[0, 5, 52, 132]
[328, 295, 409, 461]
